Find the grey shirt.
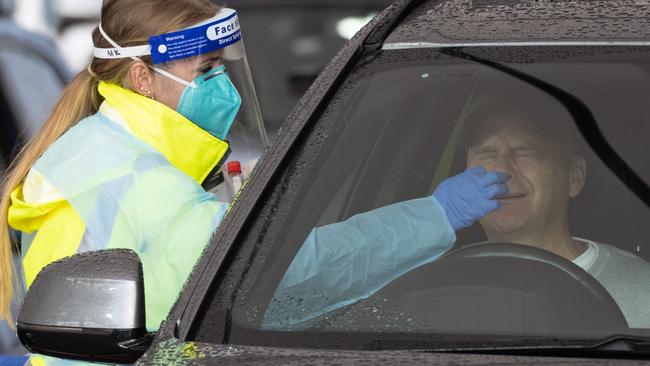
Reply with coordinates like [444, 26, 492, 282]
[573, 238, 650, 329]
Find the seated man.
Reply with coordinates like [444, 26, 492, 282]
[264, 92, 650, 329]
[459, 94, 650, 328]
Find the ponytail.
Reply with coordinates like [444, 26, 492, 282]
[0, 69, 101, 324]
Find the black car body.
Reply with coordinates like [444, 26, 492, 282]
[17, 0, 650, 364]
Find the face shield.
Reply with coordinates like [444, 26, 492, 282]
[93, 8, 269, 196]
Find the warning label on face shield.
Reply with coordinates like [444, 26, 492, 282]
[148, 9, 241, 64]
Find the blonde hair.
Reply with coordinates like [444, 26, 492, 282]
[0, 0, 220, 324]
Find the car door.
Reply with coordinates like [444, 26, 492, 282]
[137, 42, 650, 364]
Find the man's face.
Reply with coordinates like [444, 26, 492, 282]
[465, 114, 579, 241]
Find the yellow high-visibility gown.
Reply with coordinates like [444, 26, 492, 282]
[9, 82, 230, 365]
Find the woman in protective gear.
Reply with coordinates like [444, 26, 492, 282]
[0, 0, 267, 338]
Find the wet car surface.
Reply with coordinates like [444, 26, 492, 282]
[141, 338, 650, 366]
[17, 0, 650, 364]
[140, 0, 650, 363]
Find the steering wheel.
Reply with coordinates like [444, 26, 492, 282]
[319, 242, 629, 334]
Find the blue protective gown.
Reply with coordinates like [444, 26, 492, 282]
[264, 197, 456, 329]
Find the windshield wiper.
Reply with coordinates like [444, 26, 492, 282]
[365, 334, 650, 359]
[436, 335, 650, 359]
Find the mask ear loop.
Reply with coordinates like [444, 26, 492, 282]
[98, 23, 198, 89]
[149, 66, 198, 89]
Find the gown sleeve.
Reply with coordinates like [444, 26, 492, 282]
[263, 196, 456, 329]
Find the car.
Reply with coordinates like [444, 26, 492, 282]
[16, 0, 650, 364]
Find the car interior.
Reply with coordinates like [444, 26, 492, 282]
[259, 61, 649, 271]
[221, 50, 650, 340]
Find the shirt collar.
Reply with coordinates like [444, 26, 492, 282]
[572, 237, 599, 270]
[97, 82, 229, 184]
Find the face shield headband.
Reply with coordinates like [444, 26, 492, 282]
[93, 8, 241, 87]
[93, 9, 243, 139]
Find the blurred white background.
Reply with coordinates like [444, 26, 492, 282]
[14, 0, 101, 73]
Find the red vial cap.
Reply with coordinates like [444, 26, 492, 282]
[227, 161, 242, 174]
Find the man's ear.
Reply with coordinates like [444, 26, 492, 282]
[568, 156, 586, 198]
[128, 61, 156, 99]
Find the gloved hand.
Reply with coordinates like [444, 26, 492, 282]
[433, 166, 509, 231]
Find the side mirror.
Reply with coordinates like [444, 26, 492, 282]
[17, 249, 150, 363]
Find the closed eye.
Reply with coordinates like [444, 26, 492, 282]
[513, 147, 542, 159]
[196, 56, 223, 75]
[473, 146, 499, 160]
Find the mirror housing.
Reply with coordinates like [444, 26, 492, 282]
[17, 249, 149, 363]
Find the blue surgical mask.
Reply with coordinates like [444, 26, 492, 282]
[160, 65, 242, 140]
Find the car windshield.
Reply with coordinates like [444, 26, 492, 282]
[195, 46, 650, 350]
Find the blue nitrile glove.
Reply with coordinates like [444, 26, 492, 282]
[433, 166, 509, 231]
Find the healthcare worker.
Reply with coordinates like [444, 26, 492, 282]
[0, 0, 267, 364]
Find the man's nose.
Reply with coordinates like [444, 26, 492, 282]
[493, 153, 517, 178]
